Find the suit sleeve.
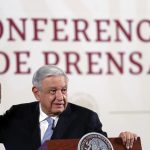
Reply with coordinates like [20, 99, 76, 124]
[0, 114, 5, 143]
[87, 112, 107, 137]
[0, 106, 14, 143]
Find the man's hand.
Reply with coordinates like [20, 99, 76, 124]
[119, 131, 138, 149]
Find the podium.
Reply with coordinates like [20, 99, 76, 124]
[39, 137, 142, 150]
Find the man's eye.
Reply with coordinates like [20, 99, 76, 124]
[61, 88, 67, 94]
[49, 90, 56, 94]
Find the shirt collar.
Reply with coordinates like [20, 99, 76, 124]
[39, 103, 59, 125]
[39, 104, 48, 122]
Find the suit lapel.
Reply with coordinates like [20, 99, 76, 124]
[51, 103, 72, 139]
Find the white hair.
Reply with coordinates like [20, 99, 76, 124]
[32, 65, 68, 89]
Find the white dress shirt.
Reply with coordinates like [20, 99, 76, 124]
[39, 104, 59, 142]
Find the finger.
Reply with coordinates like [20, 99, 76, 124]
[129, 134, 134, 149]
[125, 133, 131, 149]
[126, 132, 138, 149]
[129, 133, 138, 148]
[119, 132, 127, 145]
[133, 133, 138, 140]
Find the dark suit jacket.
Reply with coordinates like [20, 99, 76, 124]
[0, 102, 107, 150]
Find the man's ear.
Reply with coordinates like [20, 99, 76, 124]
[32, 86, 40, 100]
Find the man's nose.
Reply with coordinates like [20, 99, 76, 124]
[55, 90, 63, 100]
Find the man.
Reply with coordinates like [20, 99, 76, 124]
[0, 65, 137, 150]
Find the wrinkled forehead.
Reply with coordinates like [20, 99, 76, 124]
[41, 75, 68, 87]
[39, 76, 68, 92]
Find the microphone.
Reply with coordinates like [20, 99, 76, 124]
[52, 119, 55, 130]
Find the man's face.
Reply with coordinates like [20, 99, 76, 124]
[33, 75, 68, 116]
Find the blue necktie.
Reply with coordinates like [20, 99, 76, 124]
[42, 118, 54, 144]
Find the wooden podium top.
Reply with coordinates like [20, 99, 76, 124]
[39, 137, 142, 150]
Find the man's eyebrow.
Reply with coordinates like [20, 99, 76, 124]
[47, 86, 67, 89]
